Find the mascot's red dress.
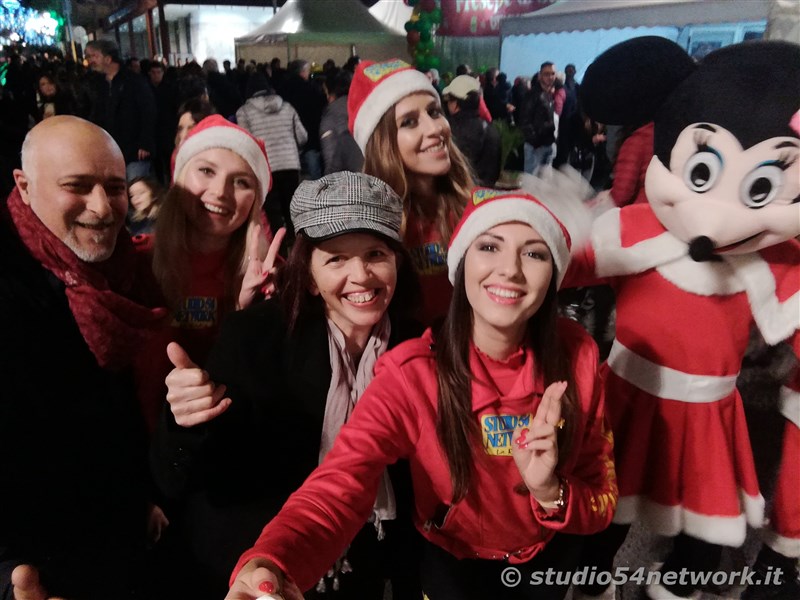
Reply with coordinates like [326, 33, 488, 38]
[567, 205, 799, 544]
[563, 37, 800, 600]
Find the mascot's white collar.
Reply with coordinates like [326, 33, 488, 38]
[593, 206, 799, 344]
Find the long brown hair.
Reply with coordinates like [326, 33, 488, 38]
[435, 258, 578, 503]
[363, 94, 474, 244]
[152, 164, 261, 315]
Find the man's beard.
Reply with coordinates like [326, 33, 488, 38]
[63, 226, 118, 263]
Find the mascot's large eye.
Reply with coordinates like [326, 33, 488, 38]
[740, 164, 783, 208]
[683, 151, 722, 193]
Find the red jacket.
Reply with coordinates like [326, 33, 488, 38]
[232, 319, 616, 591]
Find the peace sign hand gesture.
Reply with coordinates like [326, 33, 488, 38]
[511, 380, 567, 503]
[237, 224, 287, 310]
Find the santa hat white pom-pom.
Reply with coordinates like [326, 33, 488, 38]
[518, 165, 595, 255]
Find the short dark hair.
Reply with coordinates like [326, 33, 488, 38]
[343, 56, 360, 72]
[330, 69, 352, 99]
[540, 61, 554, 71]
[278, 233, 421, 334]
[177, 97, 216, 124]
[176, 74, 209, 106]
[454, 90, 481, 112]
[86, 39, 121, 64]
[456, 64, 471, 76]
[245, 73, 274, 99]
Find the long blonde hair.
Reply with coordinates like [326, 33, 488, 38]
[363, 97, 474, 244]
[152, 160, 262, 314]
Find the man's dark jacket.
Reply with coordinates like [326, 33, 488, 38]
[0, 208, 152, 599]
[89, 69, 157, 164]
[519, 84, 556, 149]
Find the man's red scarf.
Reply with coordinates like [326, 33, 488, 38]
[5, 188, 167, 370]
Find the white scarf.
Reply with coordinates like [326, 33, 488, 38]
[320, 315, 395, 538]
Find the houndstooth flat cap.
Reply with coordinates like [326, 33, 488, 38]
[290, 171, 403, 242]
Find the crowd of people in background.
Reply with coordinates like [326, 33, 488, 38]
[1, 37, 797, 600]
[0, 44, 624, 209]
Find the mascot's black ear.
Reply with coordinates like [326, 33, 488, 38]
[580, 36, 695, 127]
[655, 41, 800, 164]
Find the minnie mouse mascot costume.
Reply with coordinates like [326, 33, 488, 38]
[561, 37, 800, 600]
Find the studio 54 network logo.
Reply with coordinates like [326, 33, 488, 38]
[500, 565, 787, 588]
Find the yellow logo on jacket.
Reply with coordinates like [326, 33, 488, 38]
[481, 413, 532, 456]
[172, 296, 217, 329]
[409, 241, 447, 275]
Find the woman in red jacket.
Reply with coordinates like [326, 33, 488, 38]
[226, 187, 617, 600]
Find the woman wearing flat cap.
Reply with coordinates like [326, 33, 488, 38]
[227, 186, 616, 600]
[152, 171, 423, 599]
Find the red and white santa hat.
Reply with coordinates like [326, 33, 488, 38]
[348, 58, 438, 153]
[173, 114, 272, 203]
[447, 188, 573, 287]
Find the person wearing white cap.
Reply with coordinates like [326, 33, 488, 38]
[442, 75, 502, 187]
[226, 187, 616, 600]
[348, 59, 475, 325]
[154, 172, 424, 600]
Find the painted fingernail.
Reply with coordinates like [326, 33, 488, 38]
[259, 581, 276, 594]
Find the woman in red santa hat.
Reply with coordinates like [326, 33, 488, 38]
[348, 59, 475, 325]
[225, 187, 617, 600]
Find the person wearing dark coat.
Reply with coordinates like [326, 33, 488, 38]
[320, 69, 364, 175]
[153, 172, 424, 600]
[147, 61, 179, 185]
[443, 75, 502, 188]
[279, 60, 326, 178]
[492, 72, 513, 122]
[202, 58, 242, 120]
[0, 116, 166, 600]
[34, 73, 78, 121]
[85, 40, 157, 181]
[0, 84, 27, 198]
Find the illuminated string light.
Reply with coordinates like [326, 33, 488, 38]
[1, 4, 61, 46]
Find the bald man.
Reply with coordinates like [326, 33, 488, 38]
[1, 116, 166, 599]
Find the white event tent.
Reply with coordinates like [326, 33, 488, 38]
[235, 0, 408, 66]
[499, 0, 771, 81]
[369, 0, 414, 36]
